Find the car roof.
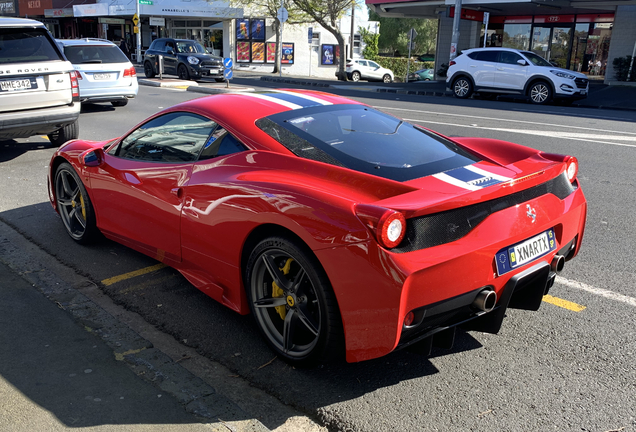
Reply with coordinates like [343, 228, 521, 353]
[0, 17, 47, 29]
[57, 38, 115, 46]
[464, 47, 522, 53]
[155, 38, 196, 43]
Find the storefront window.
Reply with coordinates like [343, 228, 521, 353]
[503, 24, 531, 50]
[172, 20, 224, 57]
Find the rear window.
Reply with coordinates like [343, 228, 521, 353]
[63, 44, 128, 64]
[470, 50, 500, 62]
[257, 105, 480, 182]
[0, 28, 63, 64]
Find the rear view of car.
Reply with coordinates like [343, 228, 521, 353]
[58, 38, 138, 107]
[0, 17, 80, 145]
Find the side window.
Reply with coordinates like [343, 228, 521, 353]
[198, 127, 247, 160]
[358, 60, 368, 67]
[115, 112, 217, 163]
[500, 51, 522, 65]
[474, 50, 499, 62]
[165, 41, 175, 53]
[152, 40, 165, 52]
[368, 61, 379, 68]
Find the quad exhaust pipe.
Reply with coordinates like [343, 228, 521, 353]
[551, 255, 565, 274]
[473, 288, 497, 313]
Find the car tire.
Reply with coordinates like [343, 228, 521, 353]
[111, 100, 128, 107]
[529, 81, 552, 104]
[351, 71, 361, 82]
[245, 236, 344, 366]
[48, 120, 79, 146]
[54, 162, 98, 244]
[143, 61, 155, 78]
[214, 78, 225, 83]
[452, 76, 473, 99]
[382, 74, 392, 83]
[178, 64, 190, 80]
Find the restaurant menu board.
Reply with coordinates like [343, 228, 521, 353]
[321, 44, 335, 65]
[281, 43, 294, 64]
[236, 18, 250, 40]
[252, 42, 265, 63]
[237, 41, 250, 62]
[266, 43, 276, 63]
[251, 19, 265, 40]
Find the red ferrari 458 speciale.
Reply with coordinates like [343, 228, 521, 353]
[48, 90, 587, 364]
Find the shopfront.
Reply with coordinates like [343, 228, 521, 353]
[170, 20, 224, 57]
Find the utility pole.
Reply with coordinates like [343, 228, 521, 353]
[135, 0, 141, 63]
[450, 0, 462, 61]
[350, 2, 355, 59]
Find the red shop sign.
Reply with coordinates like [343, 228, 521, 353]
[576, 14, 614, 23]
[534, 15, 575, 24]
[490, 16, 533, 24]
[449, 7, 485, 23]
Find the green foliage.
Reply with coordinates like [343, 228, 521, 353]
[374, 57, 435, 82]
[612, 56, 636, 82]
[359, 26, 379, 60]
[367, 7, 437, 57]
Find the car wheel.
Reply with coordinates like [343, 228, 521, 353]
[351, 71, 361, 82]
[48, 120, 79, 146]
[452, 76, 473, 99]
[111, 100, 128, 107]
[214, 78, 225, 83]
[529, 81, 552, 104]
[178, 64, 190, 80]
[245, 236, 344, 366]
[382, 74, 392, 83]
[143, 61, 155, 78]
[54, 162, 98, 244]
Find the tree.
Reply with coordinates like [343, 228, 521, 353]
[359, 26, 379, 60]
[291, 0, 357, 80]
[368, 8, 437, 56]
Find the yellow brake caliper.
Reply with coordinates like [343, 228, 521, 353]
[272, 258, 293, 320]
[79, 194, 86, 221]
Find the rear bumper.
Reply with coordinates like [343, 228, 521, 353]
[79, 81, 139, 103]
[0, 102, 80, 140]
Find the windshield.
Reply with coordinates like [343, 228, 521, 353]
[176, 41, 206, 54]
[521, 51, 552, 67]
[63, 44, 129, 64]
[259, 105, 480, 182]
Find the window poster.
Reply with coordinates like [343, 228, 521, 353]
[237, 41, 250, 62]
[266, 42, 276, 63]
[252, 42, 265, 63]
[251, 19, 265, 40]
[236, 18, 249, 40]
[321, 44, 335, 65]
[281, 42, 294, 64]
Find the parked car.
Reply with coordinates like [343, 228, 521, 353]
[57, 38, 138, 107]
[416, 54, 435, 62]
[345, 59, 394, 83]
[48, 89, 587, 365]
[408, 68, 434, 82]
[0, 17, 80, 145]
[143, 38, 224, 82]
[447, 47, 589, 104]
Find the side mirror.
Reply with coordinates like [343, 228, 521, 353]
[517, 59, 528, 66]
[82, 147, 105, 167]
[167, 48, 175, 55]
[549, 61, 558, 67]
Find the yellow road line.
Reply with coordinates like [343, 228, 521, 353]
[543, 295, 586, 312]
[101, 263, 167, 286]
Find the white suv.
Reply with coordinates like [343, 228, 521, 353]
[0, 17, 80, 145]
[447, 48, 589, 105]
[346, 59, 394, 83]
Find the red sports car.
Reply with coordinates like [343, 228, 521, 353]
[47, 90, 587, 365]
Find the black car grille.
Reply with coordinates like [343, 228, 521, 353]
[574, 78, 588, 89]
[392, 173, 576, 254]
[200, 61, 221, 68]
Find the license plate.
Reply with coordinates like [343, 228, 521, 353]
[93, 73, 111, 80]
[495, 229, 557, 275]
[0, 78, 36, 92]
[580, 90, 587, 94]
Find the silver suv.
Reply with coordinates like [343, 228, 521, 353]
[0, 17, 80, 145]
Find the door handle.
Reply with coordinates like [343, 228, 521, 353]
[171, 187, 183, 199]
[497, 68, 504, 71]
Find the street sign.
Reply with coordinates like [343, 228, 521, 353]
[132, 13, 139, 26]
[277, 7, 288, 23]
[308, 27, 313, 44]
[223, 57, 233, 69]
[139, 0, 153, 4]
[409, 28, 417, 40]
[224, 69, 233, 80]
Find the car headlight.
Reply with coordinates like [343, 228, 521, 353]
[187, 56, 200, 65]
[550, 70, 576, 80]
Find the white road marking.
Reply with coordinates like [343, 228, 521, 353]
[556, 276, 636, 308]
[375, 106, 636, 136]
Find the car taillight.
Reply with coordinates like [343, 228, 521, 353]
[346, 63, 353, 67]
[449, 60, 456, 66]
[565, 156, 578, 183]
[70, 71, 80, 101]
[355, 204, 406, 249]
[123, 66, 137, 77]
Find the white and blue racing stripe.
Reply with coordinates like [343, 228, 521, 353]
[434, 165, 511, 191]
[237, 90, 332, 110]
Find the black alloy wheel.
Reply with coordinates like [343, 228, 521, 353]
[54, 163, 98, 244]
[144, 61, 155, 78]
[529, 81, 552, 104]
[178, 64, 190, 80]
[245, 236, 343, 366]
[453, 76, 473, 99]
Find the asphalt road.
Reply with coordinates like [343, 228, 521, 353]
[1, 83, 635, 432]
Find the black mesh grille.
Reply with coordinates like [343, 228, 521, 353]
[200, 61, 222, 68]
[392, 173, 576, 253]
[574, 78, 588, 89]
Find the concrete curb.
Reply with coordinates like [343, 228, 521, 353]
[138, 78, 256, 94]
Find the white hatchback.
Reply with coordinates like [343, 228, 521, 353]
[57, 38, 138, 107]
[446, 47, 589, 105]
[346, 59, 394, 83]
